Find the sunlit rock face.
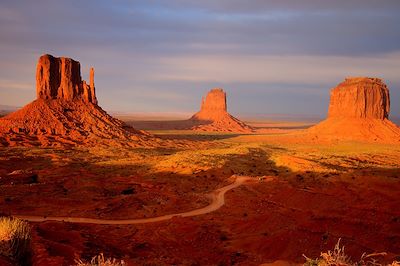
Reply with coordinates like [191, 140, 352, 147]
[0, 54, 150, 147]
[200, 88, 227, 112]
[190, 88, 253, 133]
[192, 88, 228, 121]
[306, 77, 400, 143]
[36, 54, 97, 104]
[328, 77, 390, 120]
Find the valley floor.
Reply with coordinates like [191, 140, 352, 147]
[1, 127, 399, 265]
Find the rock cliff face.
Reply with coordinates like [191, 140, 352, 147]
[328, 77, 389, 119]
[190, 88, 253, 132]
[0, 54, 150, 147]
[36, 54, 97, 104]
[192, 88, 228, 121]
[201, 88, 227, 111]
[307, 77, 400, 143]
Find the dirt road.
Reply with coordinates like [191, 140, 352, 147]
[14, 176, 255, 225]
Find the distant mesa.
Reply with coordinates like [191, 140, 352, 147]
[307, 77, 400, 143]
[191, 88, 227, 121]
[189, 88, 253, 133]
[0, 54, 149, 147]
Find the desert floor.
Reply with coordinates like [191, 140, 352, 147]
[1, 119, 399, 265]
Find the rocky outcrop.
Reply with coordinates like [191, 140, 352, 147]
[307, 77, 400, 143]
[0, 54, 151, 147]
[191, 88, 228, 121]
[200, 88, 227, 111]
[190, 88, 253, 133]
[36, 54, 97, 104]
[328, 77, 389, 119]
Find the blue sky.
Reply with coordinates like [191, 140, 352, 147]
[1, 0, 400, 118]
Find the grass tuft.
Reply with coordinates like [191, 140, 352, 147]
[0, 216, 31, 265]
[303, 239, 399, 266]
[75, 253, 125, 266]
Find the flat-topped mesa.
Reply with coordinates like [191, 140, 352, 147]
[328, 77, 389, 120]
[306, 77, 400, 143]
[36, 54, 98, 104]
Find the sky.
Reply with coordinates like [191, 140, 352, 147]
[1, 0, 400, 118]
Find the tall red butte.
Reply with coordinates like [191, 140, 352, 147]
[0, 54, 149, 147]
[307, 77, 400, 142]
[190, 88, 253, 132]
[36, 54, 98, 104]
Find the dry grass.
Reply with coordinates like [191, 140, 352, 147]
[303, 239, 399, 266]
[75, 253, 125, 266]
[264, 141, 400, 173]
[0, 216, 31, 265]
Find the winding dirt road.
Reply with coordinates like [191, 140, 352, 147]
[14, 176, 254, 225]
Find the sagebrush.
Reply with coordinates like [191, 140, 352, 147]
[75, 253, 125, 266]
[0, 216, 31, 265]
[303, 239, 399, 266]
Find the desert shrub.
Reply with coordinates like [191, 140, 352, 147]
[303, 239, 399, 266]
[75, 253, 125, 266]
[0, 216, 31, 265]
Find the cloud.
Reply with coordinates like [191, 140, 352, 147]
[1, 1, 399, 57]
[0, 79, 32, 91]
[0, 1, 399, 116]
[148, 0, 400, 13]
[154, 52, 400, 85]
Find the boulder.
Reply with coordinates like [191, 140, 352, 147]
[0, 170, 38, 185]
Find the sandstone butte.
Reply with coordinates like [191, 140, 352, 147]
[307, 77, 400, 143]
[189, 88, 253, 133]
[0, 54, 150, 147]
[36, 54, 98, 104]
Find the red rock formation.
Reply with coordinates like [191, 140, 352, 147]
[87, 67, 97, 104]
[190, 88, 253, 133]
[90, 67, 95, 90]
[200, 88, 227, 112]
[328, 77, 390, 119]
[307, 77, 400, 143]
[36, 54, 97, 104]
[192, 88, 228, 121]
[0, 54, 150, 147]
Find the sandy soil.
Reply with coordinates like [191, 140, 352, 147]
[1, 122, 400, 265]
[122, 116, 313, 134]
[14, 176, 256, 225]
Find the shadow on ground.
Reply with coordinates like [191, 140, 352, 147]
[0, 145, 399, 265]
[126, 119, 213, 131]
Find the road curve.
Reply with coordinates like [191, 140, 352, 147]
[14, 176, 253, 225]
